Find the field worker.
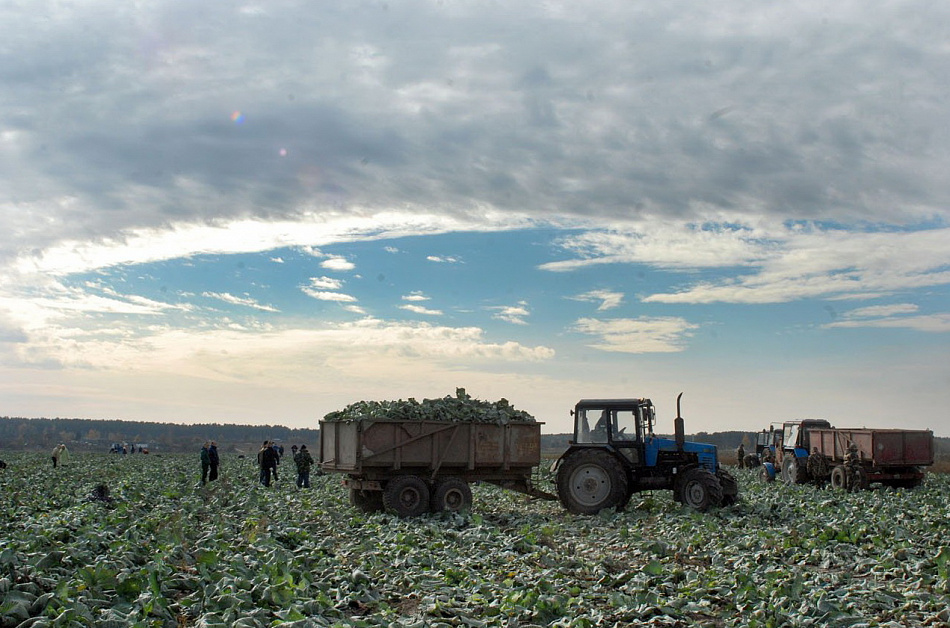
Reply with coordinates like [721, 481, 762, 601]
[259, 441, 278, 486]
[294, 445, 315, 488]
[59, 444, 70, 466]
[200, 442, 211, 484]
[208, 441, 220, 482]
[51, 444, 64, 468]
[271, 442, 281, 481]
[736, 443, 745, 468]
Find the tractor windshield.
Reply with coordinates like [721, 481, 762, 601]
[575, 405, 647, 444]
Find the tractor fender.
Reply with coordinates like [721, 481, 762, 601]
[761, 462, 777, 481]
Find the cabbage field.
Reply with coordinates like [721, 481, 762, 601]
[1, 451, 949, 628]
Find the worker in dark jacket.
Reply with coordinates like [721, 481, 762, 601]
[208, 441, 220, 482]
[258, 441, 278, 486]
[294, 445, 315, 488]
[200, 442, 211, 484]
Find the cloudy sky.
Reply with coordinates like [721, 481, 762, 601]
[2, 0, 949, 436]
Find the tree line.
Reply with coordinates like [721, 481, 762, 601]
[0, 416, 319, 454]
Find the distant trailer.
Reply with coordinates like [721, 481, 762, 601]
[810, 427, 934, 489]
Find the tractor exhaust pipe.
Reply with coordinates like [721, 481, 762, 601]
[674, 392, 685, 451]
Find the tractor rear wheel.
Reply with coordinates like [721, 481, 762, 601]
[430, 477, 472, 513]
[556, 449, 628, 515]
[383, 475, 430, 517]
[675, 468, 723, 511]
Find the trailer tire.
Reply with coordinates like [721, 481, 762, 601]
[851, 467, 869, 491]
[759, 464, 776, 483]
[675, 468, 723, 511]
[556, 449, 628, 515]
[383, 476, 431, 517]
[431, 477, 472, 513]
[350, 488, 384, 513]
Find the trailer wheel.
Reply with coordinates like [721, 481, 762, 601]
[758, 464, 776, 483]
[383, 476, 431, 517]
[675, 468, 723, 511]
[349, 488, 384, 513]
[556, 449, 628, 515]
[851, 467, 869, 491]
[431, 477, 472, 513]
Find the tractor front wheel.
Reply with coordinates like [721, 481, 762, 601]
[556, 449, 628, 515]
[675, 468, 723, 511]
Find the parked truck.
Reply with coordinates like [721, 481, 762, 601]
[320, 392, 738, 516]
[758, 419, 934, 490]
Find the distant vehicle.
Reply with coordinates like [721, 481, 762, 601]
[758, 420, 934, 490]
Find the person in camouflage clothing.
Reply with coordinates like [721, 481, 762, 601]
[294, 444, 315, 489]
[844, 441, 864, 491]
[806, 447, 830, 484]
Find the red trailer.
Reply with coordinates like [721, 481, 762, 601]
[810, 427, 934, 489]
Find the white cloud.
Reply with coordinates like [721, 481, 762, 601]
[11, 210, 541, 277]
[824, 313, 950, 333]
[488, 302, 530, 325]
[270, 257, 285, 264]
[321, 256, 356, 271]
[572, 316, 699, 353]
[201, 292, 279, 312]
[402, 292, 430, 302]
[400, 304, 443, 316]
[301, 290, 358, 303]
[306, 276, 345, 291]
[427, 255, 462, 264]
[840, 303, 920, 319]
[569, 289, 624, 311]
[544, 220, 950, 306]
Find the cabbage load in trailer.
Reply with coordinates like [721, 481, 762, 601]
[322, 388, 535, 425]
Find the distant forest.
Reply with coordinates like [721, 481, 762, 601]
[0, 416, 319, 455]
[2, 416, 948, 458]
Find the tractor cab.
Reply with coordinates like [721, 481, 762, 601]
[572, 398, 654, 465]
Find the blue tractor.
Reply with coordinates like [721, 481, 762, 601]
[553, 394, 738, 513]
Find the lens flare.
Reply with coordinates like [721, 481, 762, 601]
[230, 111, 244, 123]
